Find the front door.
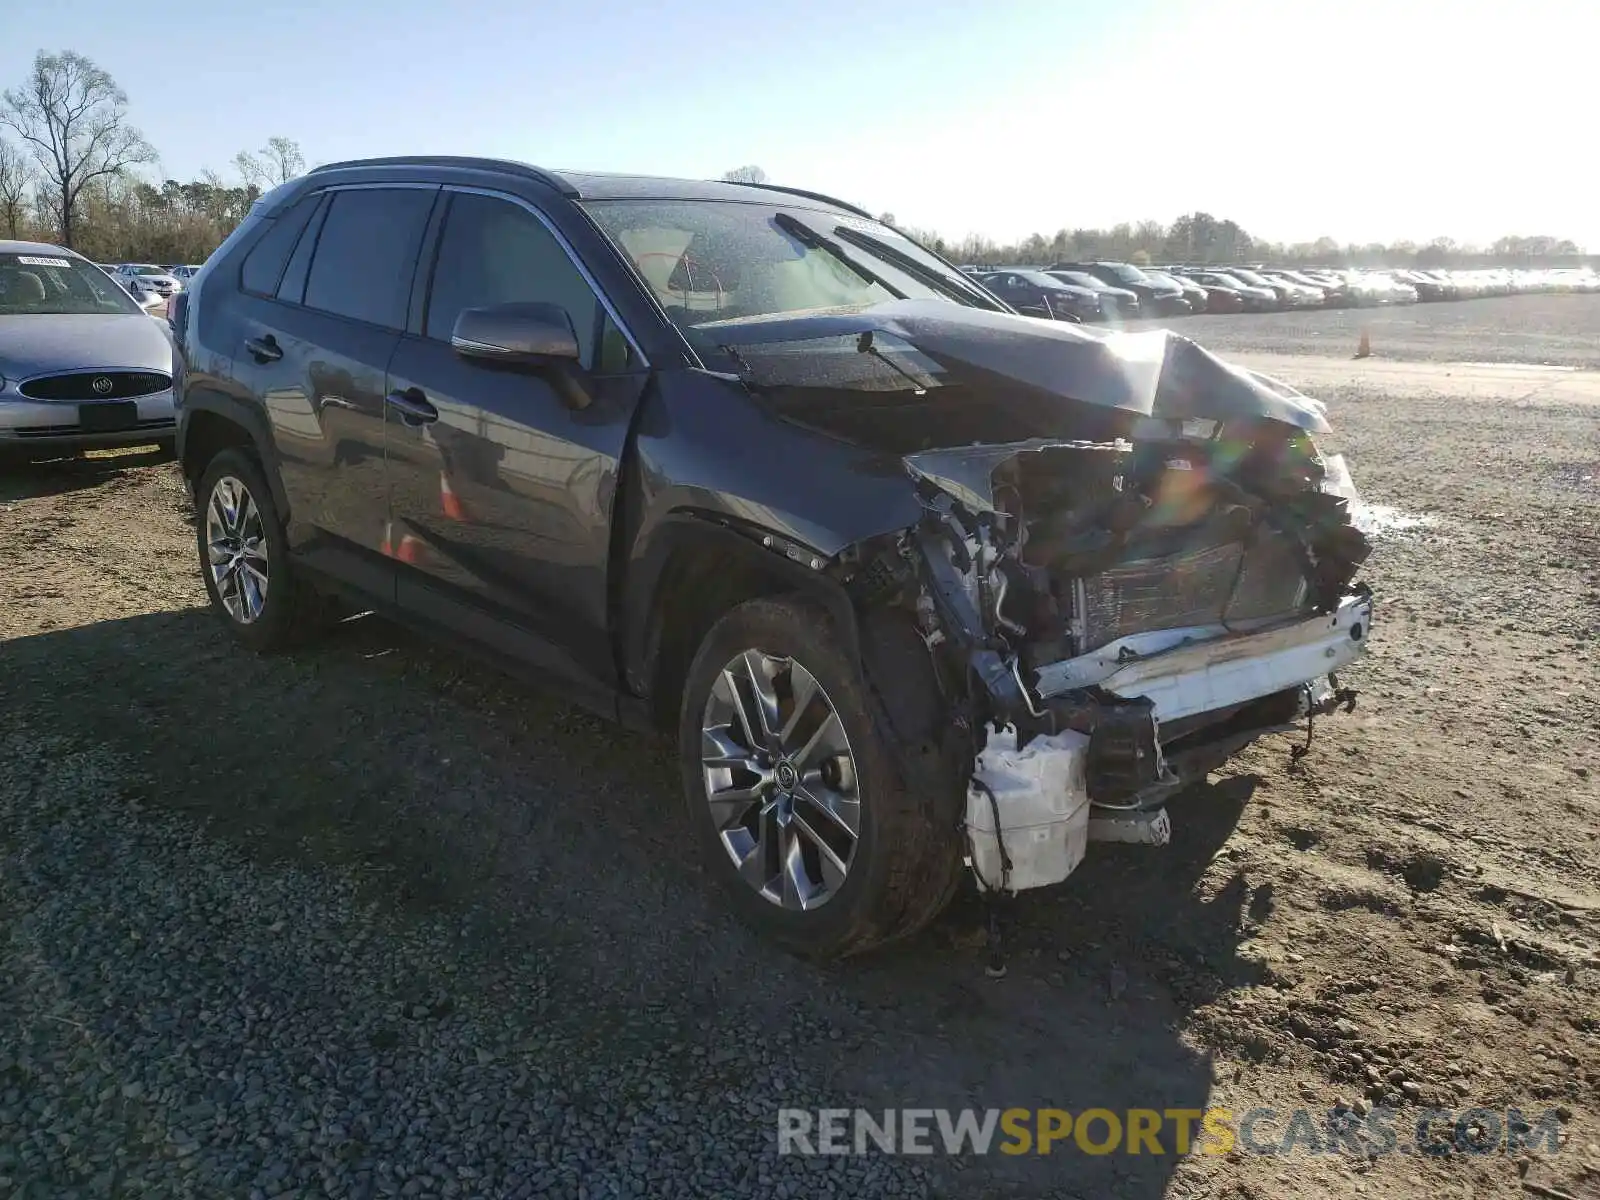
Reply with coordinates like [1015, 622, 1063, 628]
[384, 188, 648, 687]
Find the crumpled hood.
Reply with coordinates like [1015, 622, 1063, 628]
[0, 314, 175, 380]
[700, 298, 1330, 434]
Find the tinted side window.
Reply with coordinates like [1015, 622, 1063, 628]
[240, 193, 319, 297]
[303, 188, 435, 330]
[275, 193, 329, 305]
[424, 193, 601, 367]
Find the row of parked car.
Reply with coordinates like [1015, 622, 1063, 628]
[92, 262, 203, 305]
[959, 261, 1600, 321]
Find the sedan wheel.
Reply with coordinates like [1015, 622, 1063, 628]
[205, 474, 270, 623]
[700, 649, 862, 911]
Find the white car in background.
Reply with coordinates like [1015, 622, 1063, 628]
[94, 263, 164, 311]
[115, 264, 183, 300]
[167, 264, 204, 284]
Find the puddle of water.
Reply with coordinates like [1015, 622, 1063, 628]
[1353, 503, 1436, 536]
[1451, 361, 1578, 372]
[1321, 453, 1437, 538]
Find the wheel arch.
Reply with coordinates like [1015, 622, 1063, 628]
[625, 513, 866, 733]
[178, 389, 287, 517]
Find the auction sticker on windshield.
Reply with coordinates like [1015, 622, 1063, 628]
[17, 256, 72, 268]
[835, 217, 911, 240]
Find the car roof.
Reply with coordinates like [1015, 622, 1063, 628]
[303, 156, 871, 217]
[0, 239, 81, 258]
[991, 267, 1078, 283]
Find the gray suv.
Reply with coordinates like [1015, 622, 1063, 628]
[173, 156, 1373, 957]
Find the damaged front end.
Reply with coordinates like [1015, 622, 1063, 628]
[847, 425, 1372, 894]
[713, 300, 1375, 897]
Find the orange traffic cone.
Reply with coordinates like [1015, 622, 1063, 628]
[1355, 329, 1371, 359]
[380, 521, 425, 564]
[439, 470, 467, 521]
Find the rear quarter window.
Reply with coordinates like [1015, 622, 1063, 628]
[275, 194, 330, 304]
[240, 193, 321, 297]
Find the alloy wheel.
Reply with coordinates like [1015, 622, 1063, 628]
[700, 649, 861, 911]
[205, 475, 269, 623]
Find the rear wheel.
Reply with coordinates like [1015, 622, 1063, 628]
[195, 448, 327, 652]
[679, 596, 962, 958]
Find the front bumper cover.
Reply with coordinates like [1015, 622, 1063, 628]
[0, 391, 178, 450]
[1034, 589, 1372, 723]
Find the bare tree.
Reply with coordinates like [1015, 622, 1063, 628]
[234, 136, 305, 189]
[1, 50, 154, 248]
[721, 164, 768, 184]
[0, 138, 32, 237]
[231, 151, 260, 189]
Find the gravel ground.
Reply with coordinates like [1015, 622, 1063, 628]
[1, 298, 1598, 1199]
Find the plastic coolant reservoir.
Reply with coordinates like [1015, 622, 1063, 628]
[965, 724, 1092, 894]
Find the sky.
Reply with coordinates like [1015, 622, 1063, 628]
[2, 0, 1596, 249]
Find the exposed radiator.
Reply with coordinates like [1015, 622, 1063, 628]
[1076, 529, 1308, 652]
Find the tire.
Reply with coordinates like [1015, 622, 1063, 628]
[678, 595, 963, 959]
[194, 447, 327, 653]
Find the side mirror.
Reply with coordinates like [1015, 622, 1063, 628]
[451, 302, 580, 365]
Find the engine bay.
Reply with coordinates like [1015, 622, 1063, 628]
[844, 415, 1374, 821]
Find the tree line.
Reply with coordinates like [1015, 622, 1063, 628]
[918, 220, 1587, 271]
[723, 168, 1589, 270]
[0, 56, 1585, 271]
[0, 50, 304, 263]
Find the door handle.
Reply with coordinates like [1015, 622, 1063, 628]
[385, 388, 438, 425]
[244, 334, 282, 363]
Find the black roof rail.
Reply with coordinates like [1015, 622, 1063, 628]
[727, 180, 875, 220]
[308, 156, 577, 196]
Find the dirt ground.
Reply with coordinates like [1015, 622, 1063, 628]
[1, 294, 1597, 1199]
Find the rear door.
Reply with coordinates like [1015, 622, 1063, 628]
[235, 183, 439, 597]
[383, 187, 648, 687]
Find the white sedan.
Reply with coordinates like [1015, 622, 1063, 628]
[116, 264, 183, 299]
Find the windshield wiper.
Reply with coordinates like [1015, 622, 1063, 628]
[772, 212, 905, 298]
[831, 225, 1005, 312]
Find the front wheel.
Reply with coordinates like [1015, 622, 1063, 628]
[678, 596, 962, 959]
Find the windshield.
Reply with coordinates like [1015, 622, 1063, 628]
[1229, 269, 1272, 287]
[581, 199, 1000, 351]
[1143, 271, 1183, 288]
[131, 266, 166, 276]
[1104, 263, 1151, 284]
[0, 252, 143, 316]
